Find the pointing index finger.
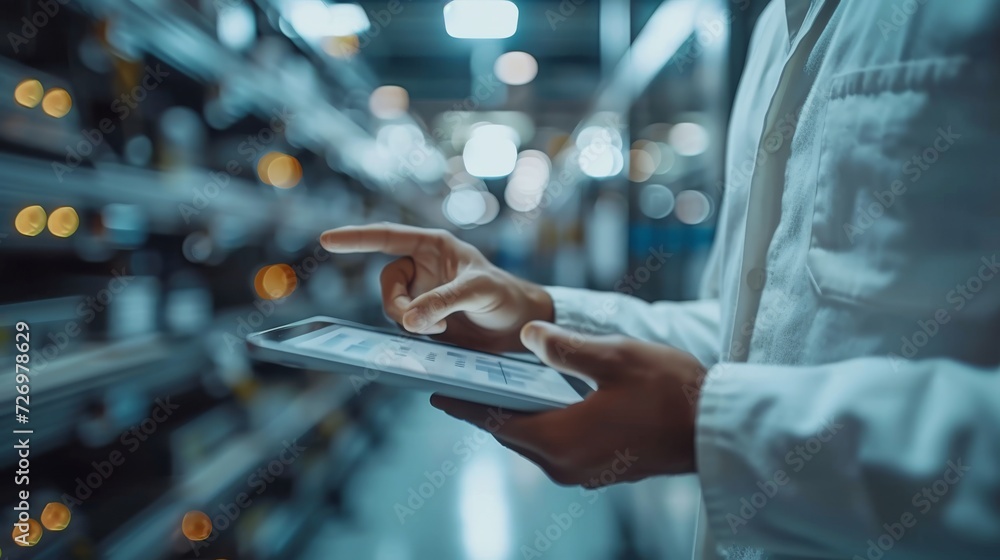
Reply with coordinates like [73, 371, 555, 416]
[320, 223, 436, 255]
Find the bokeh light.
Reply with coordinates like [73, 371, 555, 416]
[494, 51, 538, 86]
[463, 124, 518, 178]
[12, 518, 42, 546]
[14, 79, 44, 108]
[638, 184, 675, 219]
[655, 142, 676, 174]
[217, 2, 257, 50]
[443, 188, 487, 226]
[668, 122, 709, 156]
[579, 148, 623, 178]
[322, 34, 360, 58]
[629, 148, 655, 182]
[577, 126, 624, 178]
[14, 205, 47, 236]
[40, 503, 71, 531]
[675, 190, 712, 224]
[369, 85, 409, 119]
[41, 87, 72, 118]
[475, 192, 500, 225]
[47, 207, 80, 238]
[444, 0, 519, 39]
[254, 264, 298, 300]
[257, 152, 302, 188]
[505, 150, 550, 212]
[182, 232, 214, 263]
[326, 3, 372, 36]
[181, 511, 212, 541]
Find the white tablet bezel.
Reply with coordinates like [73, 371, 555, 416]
[246, 316, 590, 411]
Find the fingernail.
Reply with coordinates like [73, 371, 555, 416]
[420, 320, 446, 335]
[404, 310, 428, 331]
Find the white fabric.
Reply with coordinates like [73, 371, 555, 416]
[544, 0, 1000, 558]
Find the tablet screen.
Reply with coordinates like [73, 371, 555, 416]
[287, 324, 584, 405]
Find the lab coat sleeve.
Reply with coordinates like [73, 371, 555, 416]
[696, 357, 1000, 559]
[543, 286, 721, 367]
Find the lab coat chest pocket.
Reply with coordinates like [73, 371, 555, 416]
[807, 58, 1000, 318]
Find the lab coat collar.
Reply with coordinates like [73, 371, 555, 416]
[784, 0, 830, 48]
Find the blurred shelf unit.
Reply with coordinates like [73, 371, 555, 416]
[0, 150, 341, 249]
[99, 376, 357, 560]
[70, 0, 448, 205]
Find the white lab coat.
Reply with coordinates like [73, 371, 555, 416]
[545, 0, 1000, 558]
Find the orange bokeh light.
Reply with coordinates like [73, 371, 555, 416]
[41, 87, 72, 118]
[13, 518, 43, 546]
[181, 510, 212, 541]
[257, 152, 302, 189]
[254, 264, 298, 300]
[14, 79, 44, 108]
[41, 502, 71, 531]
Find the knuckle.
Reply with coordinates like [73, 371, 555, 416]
[428, 228, 453, 246]
[426, 292, 448, 315]
[598, 336, 631, 364]
[439, 282, 463, 304]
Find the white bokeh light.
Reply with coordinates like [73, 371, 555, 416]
[579, 147, 623, 178]
[286, 1, 370, 39]
[444, 0, 519, 39]
[217, 3, 256, 51]
[639, 184, 676, 219]
[444, 188, 488, 226]
[463, 125, 518, 178]
[669, 122, 709, 156]
[494, 51, 538, 85]
[504, 150, 551, 212]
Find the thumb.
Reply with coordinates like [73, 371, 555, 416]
[519, 321, 621, 388]
[403, 274, 495, 334]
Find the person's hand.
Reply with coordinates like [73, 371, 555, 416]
[320, 223, 553, 353]
[431, 321, 707, 486]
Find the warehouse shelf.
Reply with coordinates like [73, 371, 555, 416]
[98, 376, 358, 560]
[72, 0, 448, 202]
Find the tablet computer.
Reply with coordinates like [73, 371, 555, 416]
[245, 316, 591, 411]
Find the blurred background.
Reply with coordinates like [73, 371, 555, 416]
[0, 0, 771, 558]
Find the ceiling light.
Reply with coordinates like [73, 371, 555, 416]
[287, 1, 370, 40]
[444, 0, 518, 39]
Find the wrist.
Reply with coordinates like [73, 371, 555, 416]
[687, 363, 708, 473]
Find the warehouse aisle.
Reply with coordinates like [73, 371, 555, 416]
[304, 392, 626, 560]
